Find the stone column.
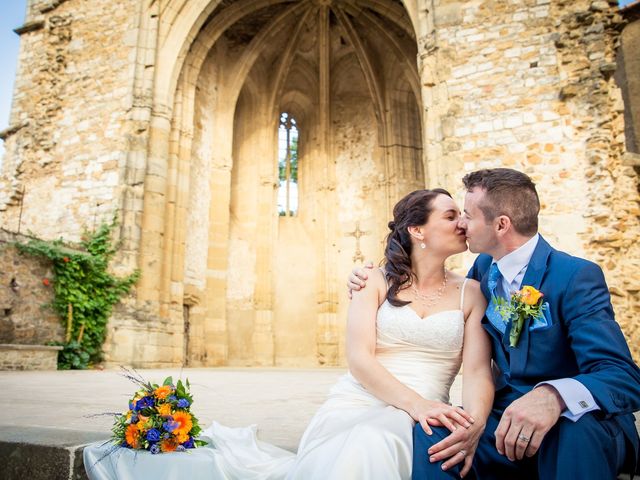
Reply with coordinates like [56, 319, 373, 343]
[316, 5, 339, 365]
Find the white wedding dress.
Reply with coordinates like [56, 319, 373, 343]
[84, 280, 466, 480]
[200, 279, 467, 480]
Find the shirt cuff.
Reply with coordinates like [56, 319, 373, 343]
[535, 378, 600, 422]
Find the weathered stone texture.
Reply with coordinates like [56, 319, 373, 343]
[0, 0, 638, 366]
[0, 231, 63, 346]
[0, 344, 62, 370]
[617, 5, 640, 153]
[0, 0, 139, 240]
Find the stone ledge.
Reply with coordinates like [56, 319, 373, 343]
[0, 344, 62, 371]
[0, 344, 63, 351]
[13, 21, 44, 36]
[0, 425, 107, 480]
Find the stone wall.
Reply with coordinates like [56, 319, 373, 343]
[617, 3, 640, 153]
[0, 0, 140, 241]
[0, 0, 638, 366]
[0, 230, 63, 346]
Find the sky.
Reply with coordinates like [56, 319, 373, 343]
[0, 0, 26, 160]
[0, 0, 636, 161]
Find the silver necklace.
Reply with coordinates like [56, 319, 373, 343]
[411, 270, 448, 309]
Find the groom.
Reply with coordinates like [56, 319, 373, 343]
[349, 168, 640, 479]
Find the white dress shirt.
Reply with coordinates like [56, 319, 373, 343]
[492, 234, 600, 422]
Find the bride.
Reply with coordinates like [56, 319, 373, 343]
[85, 188, 493, 480]
[201, 188, 493, 480]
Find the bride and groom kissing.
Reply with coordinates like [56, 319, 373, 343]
[344, 167, 640, 479]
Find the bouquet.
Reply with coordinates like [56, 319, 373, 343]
[111, 370, 206, 453]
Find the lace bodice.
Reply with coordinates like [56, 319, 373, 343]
[376, 302, 465, 352]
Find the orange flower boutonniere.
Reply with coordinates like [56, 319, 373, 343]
[495, 285, 547, 348]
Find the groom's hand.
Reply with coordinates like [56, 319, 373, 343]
[346, 261, 375, 299]
[495, 385, 564, 461]
[427, 421, 485, 478]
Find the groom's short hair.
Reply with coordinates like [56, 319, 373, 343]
[462, 168, 540, 236]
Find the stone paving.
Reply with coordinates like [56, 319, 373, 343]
[1, 367, 463, 451]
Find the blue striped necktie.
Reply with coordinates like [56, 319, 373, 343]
[486, 263, 507, 333]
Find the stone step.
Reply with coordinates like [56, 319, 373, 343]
[0, 425, 107, 480]
[1, 422, 639, 479]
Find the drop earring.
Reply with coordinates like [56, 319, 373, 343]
[420, 242, 426, 249]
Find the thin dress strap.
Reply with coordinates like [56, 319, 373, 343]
[379, 267, 389, 290]
[459, 278, 469, 311]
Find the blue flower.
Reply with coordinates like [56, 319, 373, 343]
[150, 443, 161, 454]
[163, 419, 179, 432]
[135, 396, 154, 411]
[146, 428, 161, 442]
[177, 398, 190, 408]
[182, 437, 195, 449]
[176, 445, 186, 452]
[167, 395, 177, 403]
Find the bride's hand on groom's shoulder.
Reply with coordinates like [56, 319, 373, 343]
[410, 399, 474, 436]
[425, 420, 486, 478]
[346, 261, 375, 299]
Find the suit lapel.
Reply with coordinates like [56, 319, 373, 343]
[509, 236, 553, 373]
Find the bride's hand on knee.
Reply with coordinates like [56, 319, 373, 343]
[411, 400, 474, 434]
[426, 421, 486, 478]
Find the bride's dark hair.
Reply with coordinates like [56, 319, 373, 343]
[384, 188, 452, 307]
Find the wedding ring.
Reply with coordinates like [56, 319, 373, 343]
[517, 433, 530, 443]
[459, 449, 467, 457]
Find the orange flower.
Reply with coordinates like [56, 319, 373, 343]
[157, 403, 172, 417]
[519, 286, 543, 306]
[172, 411, 193, 436]
[154, 385, 173, 399]
[160, 437, 178, 452]
[125, 424, 140, 448]
[176, 431, 189, 443]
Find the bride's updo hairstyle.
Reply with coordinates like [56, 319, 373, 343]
[384, 188, 452, 307]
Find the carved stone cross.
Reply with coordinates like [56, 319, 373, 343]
[345, 221, 370, 264]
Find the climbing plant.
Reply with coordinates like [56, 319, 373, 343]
[15, 219, 139, 369]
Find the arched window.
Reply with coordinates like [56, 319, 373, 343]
[277, 112, 298, 216]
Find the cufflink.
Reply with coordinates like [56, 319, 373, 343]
[578, 400, 588, 409]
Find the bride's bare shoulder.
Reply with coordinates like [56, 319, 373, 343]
[461, 278, 486, 313]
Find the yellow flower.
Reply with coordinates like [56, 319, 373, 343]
[154, 385, 173, 400]
[136, 418, 149, 433]
[519, 285, 543, 306]
[157, 403, 172, 417]
[176, 431, 189, 443]
[172, 411, 193, 436]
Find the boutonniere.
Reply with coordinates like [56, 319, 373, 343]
[494, 286, 547, 347]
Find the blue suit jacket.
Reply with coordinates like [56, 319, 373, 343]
[468, 236, 640, 465]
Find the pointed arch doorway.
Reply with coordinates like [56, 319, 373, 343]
[171, 0, 425, 366]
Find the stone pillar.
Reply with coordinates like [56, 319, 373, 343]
[137, 108, 172, 305]
[316, 5, 339, 365]
[204, 162, 232, 365]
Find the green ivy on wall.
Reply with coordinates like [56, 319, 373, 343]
[15, 219, 139, 369]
